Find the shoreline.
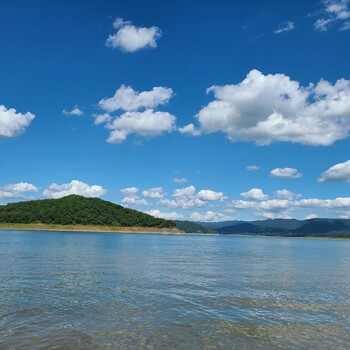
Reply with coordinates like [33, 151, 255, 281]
[0, 223, 183, 234]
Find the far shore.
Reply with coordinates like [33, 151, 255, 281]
[0, 223, 184, 234]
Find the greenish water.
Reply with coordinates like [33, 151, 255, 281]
[0, 230, 349, 349]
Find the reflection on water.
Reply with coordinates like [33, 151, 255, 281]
[0, 231, 350, 349]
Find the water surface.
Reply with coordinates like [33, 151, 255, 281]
[0, 230, 350, 349]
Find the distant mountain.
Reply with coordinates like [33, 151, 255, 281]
[198, 218, 350, 237]
[174, 220, 215, 233]
[0, 195, 175, 228]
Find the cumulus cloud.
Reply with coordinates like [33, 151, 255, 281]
[173, 186, 196, 198]
[106, 17, 161, 52]
[274, 189, 300, 200]
[93, 113, 112, 125]
[241, 188, 268, 201]
[43, 180, 106, 199]
[178, 123, 201, 136]
[273, 21, 296, 34]
[318, 160, 350, 183]
[63, 107, 83, 116]
[121, 196, 149, 206]
[185, 69, 350, 146]
[145, 209, 183, 220]
[0, 105, 35, 138]
[158, 185, 206, 209]
[106, 110, 176, 144]
[230, 200, 258, 210]
[0, 182, 39, 199]
[270, 167, 302, 179]
[314, 0, 350, 31]
[158, 197, 205, 209]
[99, 85, 173, 113]
[96, 85, 176, 144]
[246, 165, 260, 171]
[190, 211, 235, 222]
[142, 187, 164, 198]
[120, 187, 139, 196]
[198, 189, 225, 201]
[173, 178, 188, 183]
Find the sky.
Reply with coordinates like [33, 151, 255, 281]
[1, 0, 350, 222]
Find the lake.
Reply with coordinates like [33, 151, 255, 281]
[0, 230, 349, 349]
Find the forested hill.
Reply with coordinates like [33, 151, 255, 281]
[0, 195, 175, 228]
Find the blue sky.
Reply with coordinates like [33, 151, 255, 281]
[1, 0, 350, 221]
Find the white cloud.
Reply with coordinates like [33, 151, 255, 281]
[298, 197, 350, 209]
[142, 187, 164, 198]
[173, 178, 188, 183]
[93, 113, 112, 125]
[274, 189, 300, 200]
[99, 85, 173, 113]
[304, 213, 319, 219]
[43, 180, 106, 199]
[106, 17, 161, 52]
[106, 109, 176, 144]
[158, 197, 205, 210]
[0, 182, 39, 199]
[318, 160, 350, 183]
[145, 209, 183, 220]
[178, 123, 201, 136]
[120, 187, 139, 196]
[198, 189, 225, 201]
[314, 0, 350, 31]
[96, 85, 176, 144]
[273, 21, 296, 34]
[246, 165, 259, 171]
[229, 200, 258, 210]
[241, 188, 268, 201]
[256, 211, 293, 219]
[63, 107, 83, 116]
[270, 167, 302, 179]
[190, 211, 235, 222]
[173, 185, 196, 198]
[0, 105, 35, 138]
[121, 196, 149, 206]
[187, 69, 350, 146]
[259, 199, 293, 211]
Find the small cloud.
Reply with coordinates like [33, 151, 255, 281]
[318, 160, 350, 183]
[273, 21, 296, 34]
[241, 188, 268, 201]
[179, 123, 201, 136]
[190, 211, 235, 222]
[270, 167, 302, 179]
[173, 178, 188, 183]
[63, 107, 83, 116]
[121, 196, 149, 206]
[198, 189, 225, 201]
[173, 186, 196, 198]
[106, 17, 161, 53]
[120, 187, 139, 196]
[304, 213, 318, 220]
[145, 209, 183, 220]
[246, 165, 260, 171]
[0, 104, 35, 138]
[274, 189, 301, 200]
[0, 182, 39, 199]
[142, 187, 164, 199]
[314, 0, 350, 31]
[43, 180, 106, 199]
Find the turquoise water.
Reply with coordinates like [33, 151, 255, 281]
[0, 230, 349, 349]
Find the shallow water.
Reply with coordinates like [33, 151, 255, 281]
[0, 230, 349, 349]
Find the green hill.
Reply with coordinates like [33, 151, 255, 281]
[0, 195, 175, 228]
